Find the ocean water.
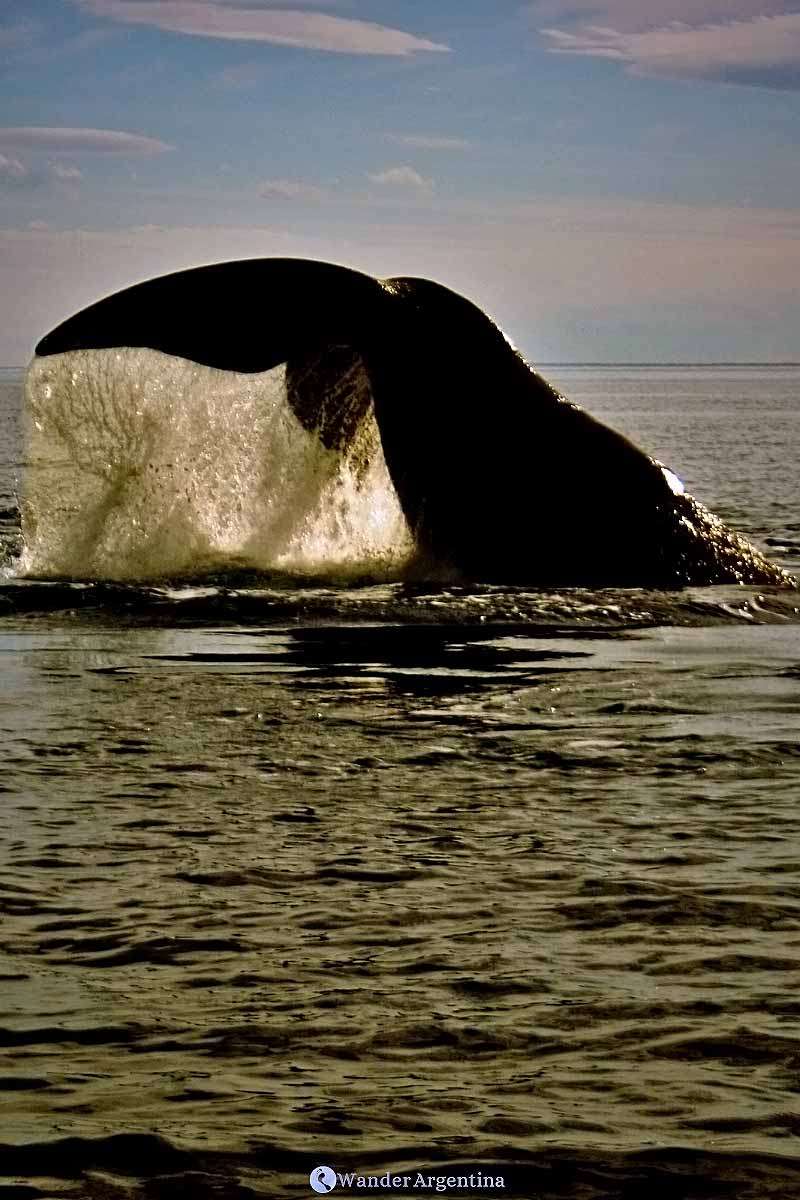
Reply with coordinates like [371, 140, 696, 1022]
[1, 363, 799, 1199]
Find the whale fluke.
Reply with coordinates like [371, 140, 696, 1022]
[31, 257, 791, 588]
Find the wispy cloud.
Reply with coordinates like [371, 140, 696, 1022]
[0, 153, 27, 180]
[0, 127, 172, 153]
[75, 0, 450, 56]
[50, 163, 83, 180]
[368, 165, 432, 188]
[386, 134, 471, 151]
[0, 153, 86, 190]
[0, 18, 43, 52]
[535, 2, 800, 88]
[532, 1, 797, 33]
[259, 178, 329, 201]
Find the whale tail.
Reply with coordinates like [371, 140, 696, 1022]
[26, 258, 790, 587]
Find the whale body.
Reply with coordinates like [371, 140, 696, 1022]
[33, 257, 790, 588]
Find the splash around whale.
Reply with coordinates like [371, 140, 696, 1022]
[24, 257, 791, 588]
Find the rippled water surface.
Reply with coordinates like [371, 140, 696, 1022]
[1, 366, 800, 1199]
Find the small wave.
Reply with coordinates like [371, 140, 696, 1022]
[1, 1135, 800, 1199]
[0, 576, 798, 628]
[557, 888, 799, 932]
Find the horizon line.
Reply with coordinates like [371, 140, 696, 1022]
[2, 360, 800, 370]
[537, 361, 800, 368]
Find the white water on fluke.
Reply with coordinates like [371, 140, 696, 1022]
[19, 348, 413, 582]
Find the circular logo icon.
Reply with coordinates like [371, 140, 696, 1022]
[310, 1165, 337, 1193]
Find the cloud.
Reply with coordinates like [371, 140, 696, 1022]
[50, 163, 83, 180]
[75, 0, 450, 56]
[535, 3, 800, 88]
[0, 127, 172, 153]
[0, 153, 27, 180]
[368, 165, 432, 188]
[0, 19, 43, 51]
[260, 178, 328, 200]
[532, 1, 798, 34]
[0, 153, 84, 193]
[386, 134, 471, 151]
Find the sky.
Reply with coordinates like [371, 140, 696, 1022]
[1, 0, 799, 363]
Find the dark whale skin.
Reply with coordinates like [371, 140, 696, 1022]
[34, 257, 792, 588]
